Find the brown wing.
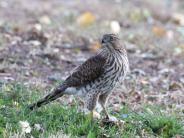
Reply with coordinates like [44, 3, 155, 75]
[64, 54, 106, 87]
[28, 54, 106, 110]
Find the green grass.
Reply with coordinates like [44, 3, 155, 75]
[0, 83, 183, 138]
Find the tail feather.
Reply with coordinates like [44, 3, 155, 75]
[29, 84, 67, 110]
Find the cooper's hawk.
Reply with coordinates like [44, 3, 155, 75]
[29, 34, 129, 121]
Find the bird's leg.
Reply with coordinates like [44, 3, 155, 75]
[101, 104, 109, 119]
[99, 93, 109, 118]
[86, 93, 100, 120]
[99, 94, 118, 122]
[101, 102, 118, 122]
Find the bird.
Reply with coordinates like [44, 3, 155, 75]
[29, 34, 129, 122]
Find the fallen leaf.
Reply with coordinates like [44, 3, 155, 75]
[169, 82, 182, 91]
[33, 23, 42, 32]
[77, 12, 96, 27]
[152, 26, 166, 37]
[89, 41, 101, 52]
[172, 13, 184, 26]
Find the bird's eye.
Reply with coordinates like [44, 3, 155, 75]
[110, 37, 114, 41]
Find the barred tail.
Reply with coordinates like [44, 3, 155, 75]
[29, 84, 68, 110]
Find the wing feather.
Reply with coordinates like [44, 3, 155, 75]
[64, 54, 106, 87]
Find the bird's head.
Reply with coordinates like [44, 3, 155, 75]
[101, 34, 122, 51]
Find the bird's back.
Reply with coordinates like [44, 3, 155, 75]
[76, 48, 129, 97]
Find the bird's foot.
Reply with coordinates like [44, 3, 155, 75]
[107, 116, 119, 122]
[102, 115, 124, 126]
[93, 111, 101, 119]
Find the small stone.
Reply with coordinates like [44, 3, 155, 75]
[33, 24, 42, 32]
[30, 40, 41, 46]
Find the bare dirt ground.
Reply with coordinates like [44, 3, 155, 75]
[0, 0, 184, 115]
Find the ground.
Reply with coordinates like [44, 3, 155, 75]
[0, 0, 184, 138]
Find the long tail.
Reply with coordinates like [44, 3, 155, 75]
[29, 84, 68, 110]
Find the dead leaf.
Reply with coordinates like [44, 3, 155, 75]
[33, 24, 42, 32]
[152, 26, 166, 37]
[169, 82, 182, 91]
[77, 12, 96, 27]
[172, 13, 184, 26]
[89, 41, 101, 52]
